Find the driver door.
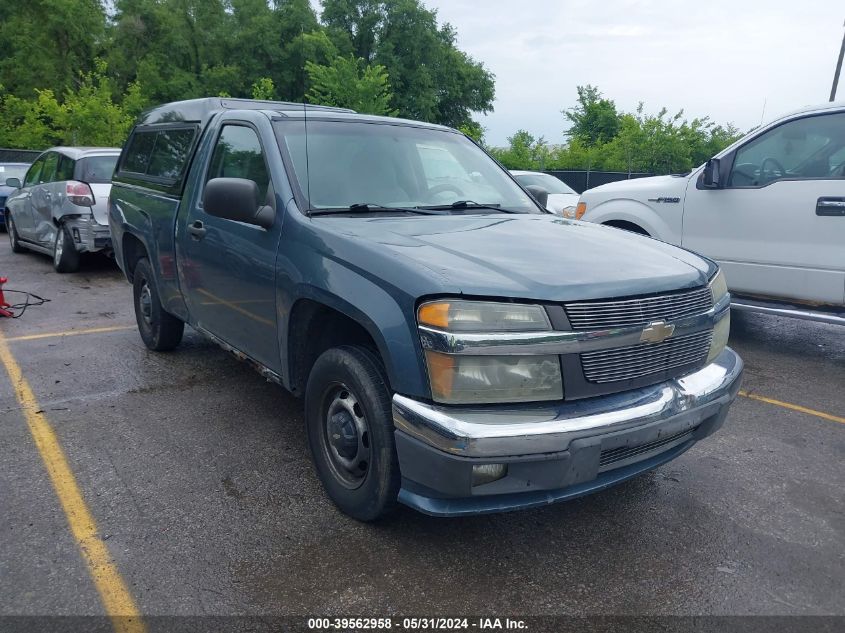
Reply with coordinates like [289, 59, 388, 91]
[178, 116, 282, 372]
[682, 111, 845, 305]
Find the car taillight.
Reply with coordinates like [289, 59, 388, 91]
[66, 181, 94, 207]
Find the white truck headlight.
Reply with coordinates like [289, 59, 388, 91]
[561, 205, 577, 219]
[707, 269, 730, 363]
[418, 300, 563, 404]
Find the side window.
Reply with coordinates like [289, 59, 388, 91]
[729, 112, 845, 187]
[56, 155, 75, 181]
[120, 127, 196, 184]
[39, 153, 59, 184]
[24, 155, 46, 187]
[147, 128, 195, 180]
[206, 125, 270, 199]
[122, 131, 157, 174]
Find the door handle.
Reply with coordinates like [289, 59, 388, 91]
[188, 220, 207, 239]
[816, 197, 845, 216]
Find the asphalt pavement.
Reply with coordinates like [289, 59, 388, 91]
[0, 242, 843, 628]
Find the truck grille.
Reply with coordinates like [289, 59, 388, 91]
[599, 427, 696, 470]
[581, 330, 712, 383]
[565, 286, 713, 331]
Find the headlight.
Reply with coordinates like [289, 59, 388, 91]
[424, 351, 563, 404]
[418, 300, 563, 404]
[561, 205, 577, 219]
[574, 202, 587, 220]
[418, 300, 551, 332]
[706, 269, 730, 363]
[709, 268, 728, 303]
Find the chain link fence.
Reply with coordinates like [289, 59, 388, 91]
[545, 170, 654, 194]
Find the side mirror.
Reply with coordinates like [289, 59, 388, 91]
[203, 177, 275, 229]
[525, 185, 549, 209]
[701, 158, 722, 189]
[5, 177, 21, 189]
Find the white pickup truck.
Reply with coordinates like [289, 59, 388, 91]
[574, 102, 845, 325]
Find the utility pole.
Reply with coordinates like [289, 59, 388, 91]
[830, 19, 845, 101]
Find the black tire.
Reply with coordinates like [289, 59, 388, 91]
[6, 212, 25, 253]
[132, 257, 184, 351]
[53, 224, 80, 273]
[305, 345, 400, 521]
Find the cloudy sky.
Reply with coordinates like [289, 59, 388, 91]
[319, 0, 844, 146]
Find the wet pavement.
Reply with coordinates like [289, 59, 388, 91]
[1, 243, 843, 624]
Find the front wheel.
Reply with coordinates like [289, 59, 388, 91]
[7, 213, 25, 253]
[132, 257, 184, 351]
[305, 345, 400, 521]
[53, 224, 80, 273]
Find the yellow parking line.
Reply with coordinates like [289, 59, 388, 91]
[739, 390, 845, 424]
[0, 332, 145, 633]
[4, 325, 136, 342]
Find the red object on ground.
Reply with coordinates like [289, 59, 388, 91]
[0, 277, 13, 317]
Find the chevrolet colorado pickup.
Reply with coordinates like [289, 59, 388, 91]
[575, 102, 845, 326]
[109, 98, 743, 520]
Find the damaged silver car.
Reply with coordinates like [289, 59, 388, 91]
[4, 147, 120, 272]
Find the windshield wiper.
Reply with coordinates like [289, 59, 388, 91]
[418, 200, 519, 214]
[309, 203, 446, 216]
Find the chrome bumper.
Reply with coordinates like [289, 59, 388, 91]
[393, 347, 743, 459]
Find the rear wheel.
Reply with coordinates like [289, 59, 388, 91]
[7, 213, 25, 253]
[305, 345, 400, 521]
[53, 224, 80, 273]
[132, 257, 184, 351]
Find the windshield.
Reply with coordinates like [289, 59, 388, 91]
[77, 155, 118, 184]
[275, 120, 541, 214]
[0, 164, 29, 182]
[513, 173, 576, 195]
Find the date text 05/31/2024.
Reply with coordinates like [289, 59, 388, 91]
[307, 618, 528, 630]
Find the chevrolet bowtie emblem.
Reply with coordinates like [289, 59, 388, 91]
[640, 320, 676, 344]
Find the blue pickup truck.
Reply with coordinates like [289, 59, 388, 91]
[109, 98, 743, 520]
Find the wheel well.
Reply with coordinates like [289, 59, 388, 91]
[122, 233, 148, 282]
[288, 300, 382, 396]
[602, 220, 650, 236]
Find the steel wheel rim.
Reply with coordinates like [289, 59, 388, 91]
[8, 217, 15, 247]
[321, 383, 371, 489]
[138, 282, 153, 326]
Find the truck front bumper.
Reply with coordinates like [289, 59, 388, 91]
[392, 347, 743, 516]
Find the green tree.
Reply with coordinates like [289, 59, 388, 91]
[458, 120, 485, 144]
[251, 77, 276, 101]
[489, 130, 550, 170]
[564, 85, 620, 146]
[0, 0, 107, 98]
[0, 61, 145, 149]
[306, 55, 396, 115]
[320, 0, 495, 128]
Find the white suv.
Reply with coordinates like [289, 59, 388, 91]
[575, 102, 845, 325]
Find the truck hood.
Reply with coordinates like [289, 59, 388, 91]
[317, 214, 714, 302]
[583, 173, 690, 198]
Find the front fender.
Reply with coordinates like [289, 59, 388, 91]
[288, 274, 425, 398]
[583, 198, 679, 243]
